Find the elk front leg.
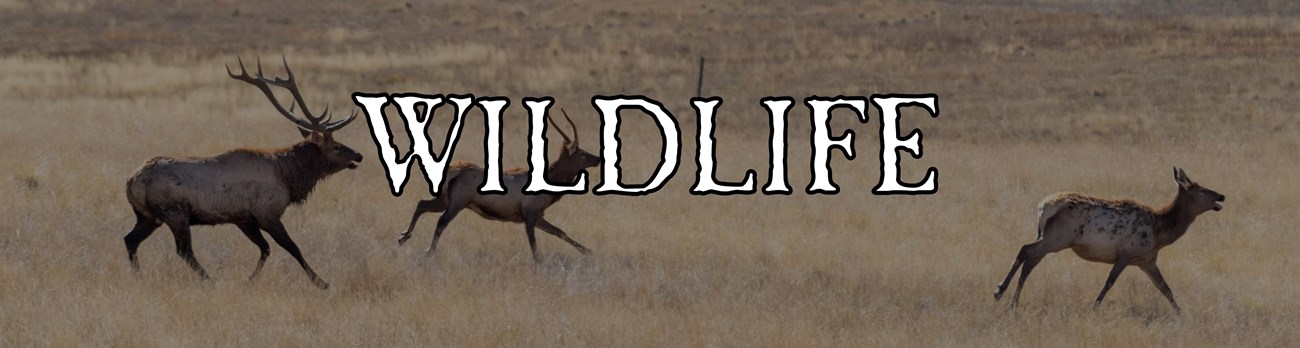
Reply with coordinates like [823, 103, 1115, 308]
[1094, 256, 1133, 308]
[236, 222, 270, 280]
[536, 218, 592, 255]
[1139, 262, 1181, 314]
[261, 219, 328, 289]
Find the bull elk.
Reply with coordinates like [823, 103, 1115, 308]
[993, 167, 1225, 313]
[397, 109, 601, 263]
[122, 58, 363, 289]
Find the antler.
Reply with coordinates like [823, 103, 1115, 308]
[226, 57, 356, 133]
[559, 108, 579, 147]
[550, 108, 573, 144]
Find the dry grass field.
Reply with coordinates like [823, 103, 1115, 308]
[2, 0, 1299, 346]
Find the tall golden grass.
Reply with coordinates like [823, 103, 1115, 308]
[2, 1, 1298, 346]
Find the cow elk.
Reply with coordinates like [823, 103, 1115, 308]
[993, 167, 1225, 313]
[397, 109, 601, 263]
[122, 58, 363, 289]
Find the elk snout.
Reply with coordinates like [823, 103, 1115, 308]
[335, 146, 363, 170]
[1212, 193, 1225, 211]
[348, 153, 363, 169]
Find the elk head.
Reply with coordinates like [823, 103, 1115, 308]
[227, 57, 363, 172]
[1173, 167, 1225, 214]
[551, 109, 602, 175]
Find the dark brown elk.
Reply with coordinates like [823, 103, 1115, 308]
[397, 110, 600, 263]
[994, 167, 1225, 313]
[122, 58, 362, 289]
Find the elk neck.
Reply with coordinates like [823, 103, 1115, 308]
[1153, 188, 1198, 248]
[541, 153, 589, 202]
[273, 142, 336, 204]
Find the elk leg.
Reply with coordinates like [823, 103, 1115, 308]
[1093, 256, 1132, 308]
[400, 198, 446, 245]
[164, 219, 209, 280]
[994, 246, 1029, 301]
[1139, 262, 1180, 314]
[261, 220, 328, 290]
[524, 220, 540, 264]
[426, 205, 464, 258]
[537, 219, 592, 255]
[236, 222, 270, 280]
[1010, 254, 1043, 307]
[1006, 239, 1062, 307]
[1006, 216, 1074, 306]
[124, 213, 161, 270]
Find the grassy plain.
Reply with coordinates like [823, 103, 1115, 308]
[1, 1, 1298, 346]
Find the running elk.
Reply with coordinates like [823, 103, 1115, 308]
[122, 58, 363, 289]
[993, 167, 1225, 313]
[397, 110, 601, 263]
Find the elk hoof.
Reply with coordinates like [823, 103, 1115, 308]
[313, 279, 330, 290]
[397, 232, 412, 245]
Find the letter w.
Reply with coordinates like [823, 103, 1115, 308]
[353, 93, 472, 196]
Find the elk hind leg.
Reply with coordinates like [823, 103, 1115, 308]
[524, 219, 540, 264]
[426, 198, 468, 258]
[994, 253, 1023, 301]
[1008, 244, 1046, 307]
[1008, 238, 1071, 307]
[399, 197, 446, 245]
[124, 212, 161, 270]
[425, 179, 475, 257]
[996, 240, 1047, 302]
[236, 221, 270, 280]
[1003, 215, 1073, 306]
[537, 219, 592, 255]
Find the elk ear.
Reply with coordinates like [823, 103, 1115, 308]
[298, 127, 312, 139]
[1173, 167, 1192, 189]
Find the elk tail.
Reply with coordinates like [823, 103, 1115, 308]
[1035, 196, 1068, 240]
